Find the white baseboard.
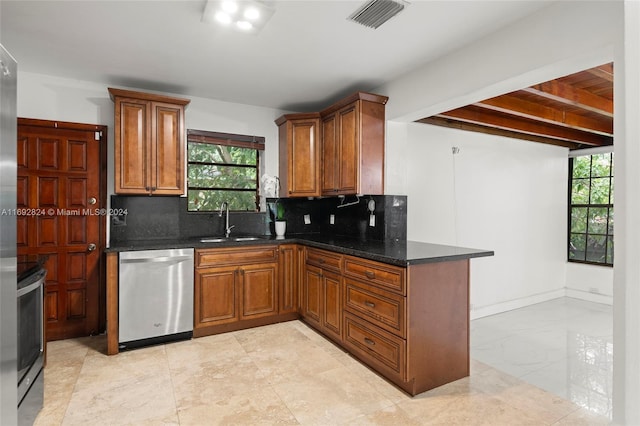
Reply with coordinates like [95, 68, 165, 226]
[565, 288, 613, 305]
[470, 289, 566, 320]
[470, 287, 613, 320]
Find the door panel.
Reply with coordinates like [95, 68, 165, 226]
[118, 101, 148, 191]
[153, 103, 183, 193]
[303, 264, 322, 326]
[338, 105, 358, 193]
[323, 270, 342, 340]
[18, 120, 105, 341]
[289, 119, 319, 196]
[195, 267, 238, 326]
[321, 114, 337, 194]
[241, 263, 277, 319]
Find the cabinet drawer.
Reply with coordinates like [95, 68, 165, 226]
[343, 313, 406, 379]
[343, 256, 405, 294]
[196, 246, 278, 268]
[344, 278, 405, 337]
[306, 248, 342, 272]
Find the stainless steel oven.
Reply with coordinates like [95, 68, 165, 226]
[17, 264, 46, 425]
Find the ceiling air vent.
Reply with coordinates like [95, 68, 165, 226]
[348, 0, 408, 29]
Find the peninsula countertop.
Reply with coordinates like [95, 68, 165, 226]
[105, 234, 493, 267]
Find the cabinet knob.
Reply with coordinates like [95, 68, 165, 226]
[88, 197, 97, 205]
[87, 243, 97, 253]
[364, 270, 376, 279]
[364, 301, 376, 308]
[364, 337, 376, 346]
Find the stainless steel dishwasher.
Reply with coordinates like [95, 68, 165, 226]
[118, 248, 194, 350]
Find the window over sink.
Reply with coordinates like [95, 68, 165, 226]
[187, 129, 264, 212]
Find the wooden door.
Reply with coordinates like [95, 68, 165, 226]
[17, 119, 106, 341]
[240, 262, 277, 320]
[114, 98, 149, 194]
[195, 266, 239, 327]
[287, 118, 320, 197]
[302, 264, 322, 326]
[322, 269, 342, 340]
[151, 102, 184, 195]
[278, 244, 298, 314]
[321, 113, 337, 194]
[337, 103, 359, 194]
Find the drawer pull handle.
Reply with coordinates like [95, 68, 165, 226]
[364, 270, 376, 279]
[364, 337, 376, 346]
[319, 258, 325, 264]
[364, 301, 376, 308]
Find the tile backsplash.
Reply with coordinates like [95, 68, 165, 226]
[109, 194, 407, 244]
[266, 195, 407, 242]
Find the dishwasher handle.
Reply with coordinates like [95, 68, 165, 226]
[120, 255, 193, 265]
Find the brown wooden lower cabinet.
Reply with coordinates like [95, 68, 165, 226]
[301, 249, 471, 397]
[107, 243, 472, 397]
[193, 245, 297, 338]
[278, 244, 299, 314]
[343, 312, 406, 381]
[301, 248, 343, 343]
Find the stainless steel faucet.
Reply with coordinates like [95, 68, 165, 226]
[219, 202, 235, 238]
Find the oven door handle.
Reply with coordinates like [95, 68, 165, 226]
[17, 276, 45, 298]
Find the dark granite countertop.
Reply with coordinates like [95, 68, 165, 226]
[106, 234, 493, 267]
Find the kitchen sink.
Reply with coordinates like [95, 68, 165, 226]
[199, 236, 265, 243]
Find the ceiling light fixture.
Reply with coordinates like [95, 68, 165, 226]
[202, 0, 275, 35]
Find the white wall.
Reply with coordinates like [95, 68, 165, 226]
[16, 71, 286, 199]
[566, 263, 614, 304]
[390, 122, 568, 319]
[379, 0, 632, 422]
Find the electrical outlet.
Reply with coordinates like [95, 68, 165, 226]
[304, 214, 311, 225]
[329, 214, 335, 225]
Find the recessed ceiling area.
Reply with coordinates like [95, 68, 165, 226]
[417, 63, 613, 150]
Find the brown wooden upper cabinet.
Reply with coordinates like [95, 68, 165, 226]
[108, 88, 190, 195]
[276, 92, 388, 198]
[321, 93, 388, 196]
[276, 113, 322, 197]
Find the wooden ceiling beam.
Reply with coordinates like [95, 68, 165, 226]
[521, 80, 613, 118]
[417, 116, 581, 149]
[474, 95, 613, 135]
[434, 106, 611, 146]
[587, 63, 614, 82]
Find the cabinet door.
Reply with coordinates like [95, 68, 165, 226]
[240, 262, 277, 320]
[278, 244, 298, 314]
[115, 99, 149, 194]
[321, 113, 337, 194]
[337, 103, 359, 194]
[302, 264, 322, 327]
[194, 266, 239, 327]
[322, 269, 342, 341]
[151, 102, 184, 195]
[287, 119, 320, 197]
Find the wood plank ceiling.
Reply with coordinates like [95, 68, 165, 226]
[417, 63, 613, 150]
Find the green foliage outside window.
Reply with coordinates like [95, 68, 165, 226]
[187, 142, 259, 212]
[569, 153, 614, 265]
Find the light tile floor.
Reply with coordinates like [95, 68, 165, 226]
[471, 297, 613, 421]
[35, 304, 611, 425]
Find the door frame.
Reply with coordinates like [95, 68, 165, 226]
[17, 117, 108, 334]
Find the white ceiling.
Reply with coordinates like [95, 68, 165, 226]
[0, 0, 554, 111]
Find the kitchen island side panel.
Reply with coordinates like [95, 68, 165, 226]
[406, 259, 470, 395]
